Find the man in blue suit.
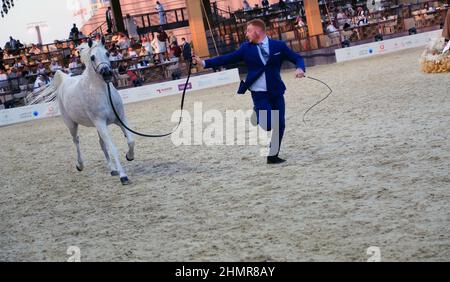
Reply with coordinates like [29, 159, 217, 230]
[194, 19, 305, 164]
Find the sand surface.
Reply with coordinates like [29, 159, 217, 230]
[0, 47, 449, 261]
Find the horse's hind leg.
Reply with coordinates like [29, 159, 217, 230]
[116, 118, 135, 162]
[95, 121, 129, 185]
[98, 131, 118, 176]
[64, 119, 84, 172]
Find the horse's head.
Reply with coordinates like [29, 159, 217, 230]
[81, 37, 113, 82]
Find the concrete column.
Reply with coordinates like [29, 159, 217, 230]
[186, 0, 210, 57]
[304, 0, 323, 36]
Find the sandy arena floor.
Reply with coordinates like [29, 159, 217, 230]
[0, 47, 449, 261]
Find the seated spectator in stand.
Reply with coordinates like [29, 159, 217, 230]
[128, 47, 138, 58]
[167, 49, 181, 80]
[337, 8, 347, 28]
[138, 47, 151, 66]
[37, 63, 47, 75]
[50, 59, 63, 72]
[111, 32, 120, 42]
[29, 44, 42, 55]
[118, 62, 128, 74]
[142, 36, 154, 57]
[139, 46, 148, 57]
[3, 50, 12, 59]
[326, 21, 339, 36]
[117, 34, 131, 49]
[110, 50, 123, 61]
[340, 23, 353, 48]
[127, 69, 142, 87]
[296, 16, 306, 28]
[8, 67, 22, 91]
[13, 59, 24, 69]
[356, 7, 368, 26]
[262, 0, 269, 9]
[0, 69, 8, 81]
[33, 74, 48, 92]
[68, 57, 81, 75]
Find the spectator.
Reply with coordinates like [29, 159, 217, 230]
[33, 74, 48, 91]
[29, 44, 42, 55]
[127, 69, 142, 87]
[181, 37, 192, 62]
[167, 49, 181, 80]
[118, 62, 128, 74]
[125, 14, 139, 40]
[37, 63, 47, 75]
[70, 24, 80, 41]
[326, 22, 338, 34]
[128, 47, 138, 58]
[262, 0, 269, 9]
[106, 6, 114, 34]
[0, 69, 8, 81]
[68, 57, 79, 69]
[110, 50, 123, 61]
[139, 46, 148, 57]
[296, 16, 306, 28]
[156, 1, 166, 25]
[168, 31, 178, 46]
[117, 34, 131, 49]
[152, 32, 167, 62]
[9, 36, 18, 50]
[141, 36, 154, 56]
[50, 59, 63, 72]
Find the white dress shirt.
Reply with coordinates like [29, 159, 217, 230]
[250, 36, 269, 92]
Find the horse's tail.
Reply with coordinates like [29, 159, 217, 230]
[26, 71, 67, 105]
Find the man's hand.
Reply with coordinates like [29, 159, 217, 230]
[295, 68, 305, 78]
[192, 55, 203, 68]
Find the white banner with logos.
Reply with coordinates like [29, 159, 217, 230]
[0, 69, 240, 127]
[335, 29, 443, 62]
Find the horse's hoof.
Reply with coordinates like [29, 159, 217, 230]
[126, 153, 134, 162]
[120, 176, 130, 185]
[111, 170, 119, 176]
[76, 165, 83, 172]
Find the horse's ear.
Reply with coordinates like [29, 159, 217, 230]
[88, 38, 93, 48]
[101, 36, 106, 46]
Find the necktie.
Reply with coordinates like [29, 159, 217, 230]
[258, 43, 269, 63]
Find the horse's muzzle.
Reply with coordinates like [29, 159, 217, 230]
[100, 67, 113, 82]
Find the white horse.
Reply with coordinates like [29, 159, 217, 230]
[49, 38, 135, 185]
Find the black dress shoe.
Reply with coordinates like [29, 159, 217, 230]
[267, 155, 286, 164]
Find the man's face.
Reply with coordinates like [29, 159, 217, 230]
[246, 24, 264, 44]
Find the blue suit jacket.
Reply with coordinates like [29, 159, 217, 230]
[204, 39, 305, 96]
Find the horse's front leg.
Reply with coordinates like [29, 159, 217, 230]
[95, 121, 129, 185]
[98, 131, 118, 176]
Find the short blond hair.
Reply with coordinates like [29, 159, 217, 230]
[247, 19, 266, 31]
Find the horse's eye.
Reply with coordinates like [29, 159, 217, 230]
[90, 55, 96, 61]
[106, 52, 110, 57]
